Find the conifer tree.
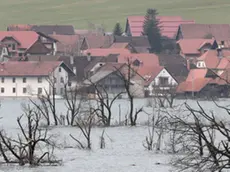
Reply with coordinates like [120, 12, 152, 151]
[142, 9, 162, 53]
[113, 22, 123, 36]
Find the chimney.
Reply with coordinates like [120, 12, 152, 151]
[87, 53, 91, 61]
[186, 59, 190, 71]
[73, 67, 77, 75]
[217, 46, 223, 58]
[70, 56, 74, 65]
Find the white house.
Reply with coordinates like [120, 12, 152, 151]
[0, 61, 73, 97]
[143, 66, 178, 96]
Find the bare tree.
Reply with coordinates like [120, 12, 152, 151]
[170, 101, 230, 171]
[70, 100, 96, 150]
[143, 109, 167, 151]
[30, 77, 58, 126]
[0, 104, 59, 166]
[64, 84, 82, 126]
[116, 60, 143, 126]
[152, 84, 177, 108]
[90, 81, 124, 126]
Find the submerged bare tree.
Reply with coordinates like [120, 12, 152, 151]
[116, 60, 143, 126]
[70, 100, 96, 150]
[30, 76, 58, 126]
[152, 84, 177, 108]
[64, 84, 83, 126]
[0, 104, 59, 166]
[170, 101, 230, 171]
[90, 81, 124, 126]
[143, 108, 167, 151]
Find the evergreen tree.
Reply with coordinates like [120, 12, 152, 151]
[113, 22, 123, 36]
[142, 9, 162, 53]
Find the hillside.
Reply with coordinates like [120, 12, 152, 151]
[1, 0, 230, 31]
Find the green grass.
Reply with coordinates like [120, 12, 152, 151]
[1, 0, 230, 31]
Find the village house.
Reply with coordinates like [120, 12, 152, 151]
[176, 68, 230, 98]
[125, 16, 194, 38]
[48, 34, 83, 56]
[111, 36, 151, 53]
[139, 66, 178, 97]
[176, 24, 230, 49]
[0, 61, 73, 97]
[177, 39, 218, 60]
[196, 49, 230, 69]
[83, 62, 145, 98]
[0, 31, 57, 57]
[7, 24, 75, 35]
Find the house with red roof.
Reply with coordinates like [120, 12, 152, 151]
[177, 39, 218, 60]
[139, 66, 178, 97]
[0, 61, 74, 97]
[125, 16, 194, 39]
[177, 65, 230, 98]
[196, 49, 230, 69]
[0, 31, 57, 58]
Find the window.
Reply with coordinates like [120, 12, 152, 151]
[60, 77, 64, 83]
[23, 87, 27, 93]
[12, 44, 16, 50]
[18, 53, 22, 57]
[59, 67, 62, 72]
[1, 87, 4, 93]
[12, 87, 16, 93]
[1, 77, 4, 83]
[38, 77, 42, 83]
[159, 77, 168, 85]
[12, 77, 16, 83]
[68, 82, 72, 87]
[37, 88, 42, 94]
[54, 77, 57, 83]
[23, 77, 26, 83]
[8, 44, 11, 48]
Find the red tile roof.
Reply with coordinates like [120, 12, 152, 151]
[0, 31, 39, 49]
[49, 34, 80, 45]
[179, 24, 230, 41]
[49, 34, 81, 53]
[84, 48, 131, 56]
[0, 61, 62, 76]
[127, 16, 195, 38]
[216, 58, 230, 69]
[197, 50, 230, 68]
[118, 53, 159, 67]
[177, 78, 211, 93]
[139, 66, 164, 86]
[177, 39, 215, 55]
[186, 69, 208, 81]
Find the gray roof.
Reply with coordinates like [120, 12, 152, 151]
[84, 70, 112, 85]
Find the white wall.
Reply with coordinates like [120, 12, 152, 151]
[0, 66, 69, 97]
[196, 61, 206, 68]
[147, 68, 178, 96]
[53, 66, 69, 95]
[0, 76, 49, 97]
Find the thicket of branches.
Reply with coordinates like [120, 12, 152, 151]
[0, 104, 60, 166]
